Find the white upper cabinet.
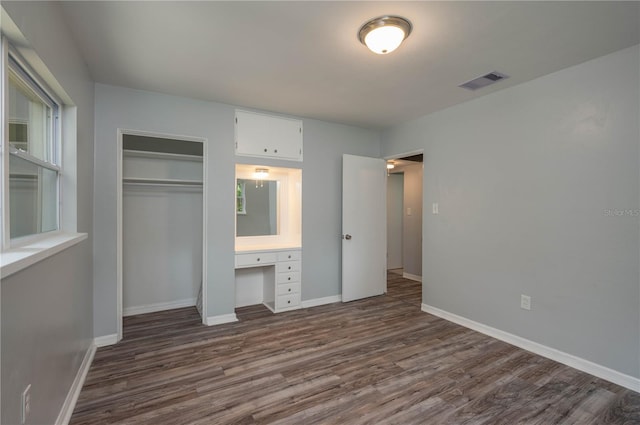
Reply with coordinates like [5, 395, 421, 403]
[235, 110, 303, 161]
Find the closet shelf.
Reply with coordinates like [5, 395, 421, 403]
[123, 177, 203, 187]
[123, 149, 203, 162]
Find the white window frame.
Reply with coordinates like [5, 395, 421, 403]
[0, 29, 86, 280]
[1, 39, 63, 249]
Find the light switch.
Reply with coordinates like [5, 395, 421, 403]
[407, 207, 412, 216]
[432, 203, 439, 214]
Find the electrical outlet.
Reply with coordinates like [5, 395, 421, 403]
[432, 203, 439, 214]
[21, 384, 31, 424]
[521, 295, 531, 311]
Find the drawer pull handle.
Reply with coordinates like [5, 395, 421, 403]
[274, 149, 278, 153]
[287, 300, 291, 304]
[264, 148, 268, 152]
[288, 288, 291, 292]
[288, 277, 291, 281]
[288, 266, 291, 270]
[288, 255, 291, 259]
[257, 258, 260, 262]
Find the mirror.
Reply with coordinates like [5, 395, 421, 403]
[235, 164, 301, 250]
[236, 179, 278, 237]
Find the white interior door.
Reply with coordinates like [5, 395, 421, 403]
[342, 154, 386, 302]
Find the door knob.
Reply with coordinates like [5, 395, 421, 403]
[345, 234, 352, 240]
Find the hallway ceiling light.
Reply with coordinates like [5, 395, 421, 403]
[358, 16, 412, 55]
[387, 161, 396, 176]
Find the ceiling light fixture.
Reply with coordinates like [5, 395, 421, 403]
[253, 168, 269, 179]
[386, 161, 395, 176]
[358, 15, 412, 55]
[253, 168, 269, 188]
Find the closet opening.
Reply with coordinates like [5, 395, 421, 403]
[117, 130, 207, 342]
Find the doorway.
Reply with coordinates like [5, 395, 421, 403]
[385, 153, 423, 297]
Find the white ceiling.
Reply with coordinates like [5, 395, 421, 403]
[59, 1, 639, 129]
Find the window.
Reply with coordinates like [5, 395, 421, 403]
[4, 49, 61, 242]
[0, 33, 85, 277]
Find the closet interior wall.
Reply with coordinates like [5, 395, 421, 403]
[122, 135, 204, 318]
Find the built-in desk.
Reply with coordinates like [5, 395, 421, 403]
[235, 248, 301, 313]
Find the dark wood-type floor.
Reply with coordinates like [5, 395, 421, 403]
[70, 271, 639, 424]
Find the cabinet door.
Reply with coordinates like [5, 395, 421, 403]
[235, 110, 303, 161]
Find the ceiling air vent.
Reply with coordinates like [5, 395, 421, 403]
[458, 71, 509, 91]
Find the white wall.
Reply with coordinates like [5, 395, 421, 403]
[123, 187, 203, 313]
[1, 2, 95, 424]
[93, 85, 235, 335]
[93, 84, 381, 336]
[300, 119, 381, 300]
[387, 164, 423, 276]
[382, 45, 640, 379]
[386, 173, 403, 269]
[401, 163, 423, 278]
[2, 244, 93, 424]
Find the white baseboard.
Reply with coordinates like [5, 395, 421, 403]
[55, 341, 96, 425]
[301, 295, 342, 308]
[123, 297, 196, 317]
[421, 303, 640, 392]
[94, 333, 118, 347]
[206, 313, 238, 326]
[403, 272, 422, 282]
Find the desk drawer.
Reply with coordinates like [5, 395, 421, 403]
[277, 282, 301, 296]
[277, 250, 301, 262]
[277, 271, 300, 284]
[276, 292, 301, 309]
[276, 261, 301, 273]
[235, 252, 277, 267]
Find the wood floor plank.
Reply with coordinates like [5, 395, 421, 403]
[70, 271, 640, 424]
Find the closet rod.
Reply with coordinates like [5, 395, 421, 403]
[123, 149, 203, 162]
[123, 178, 203, 187]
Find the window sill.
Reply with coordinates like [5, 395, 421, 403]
[1, 232, 88, 279]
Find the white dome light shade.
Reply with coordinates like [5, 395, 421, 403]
[359, 16, 412, 55]
[364, 26, 406, 54]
